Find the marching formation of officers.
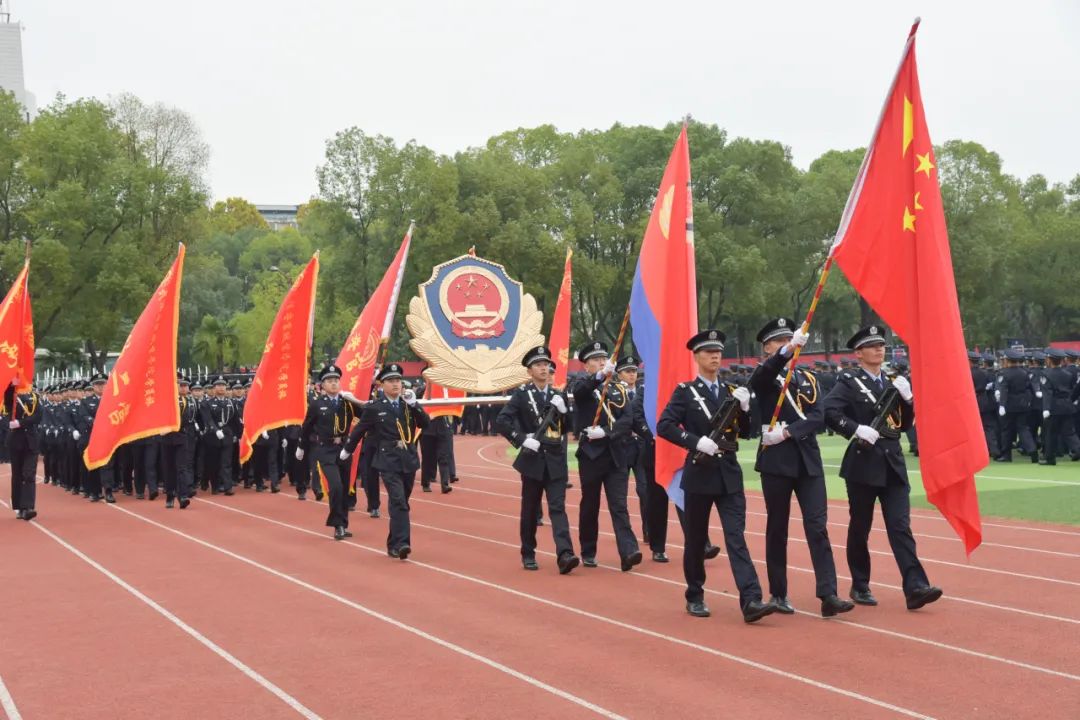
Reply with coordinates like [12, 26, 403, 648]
[7, 325, 1076, 620]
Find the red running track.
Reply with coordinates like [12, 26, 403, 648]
[0, 436, 1076, 719]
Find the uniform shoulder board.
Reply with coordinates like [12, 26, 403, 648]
[677, 382, 688, 389]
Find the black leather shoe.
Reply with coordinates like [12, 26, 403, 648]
[23, 510, 36, 521]
[821, 595, 855, 617]
[704, 543, 721, 560]
[388, 548, 400, 558]
[850, 589, 878, 606]
[582, 556, 597, 568]
[297, 493, 307, 501]
[742, 599, 777, 624]
[422, 484, 432, 493]
[271, 486, 280, 493]
[223, 490, 235, 496]
[149, 491, 159, 501]
[566, 482, 574, 489]
[136, 493, 145, 500]
[255, 485, 266, 492]
[906, 585, 943, 610]
[314, 492, 324, 502]
[523, 558, 539, 571]
[165, 499, 175, 509]
[770, 596, 795, 614]
[15, 509, 25, 520]
[105, 492, 116, 504]
[441, 485, 452, 494]
[686, 600, 711, 618]
[179, 498, 191, 509]
[334, 527, 347, 541]
[557, 554, 580, 575]
[90, 494, 101, 503]
[621, 551, 643, 572]
[652, 551, 669, 563]
[450, 476, 459, 484]
[370, 509, 380, 518]
[397, 545, 411, 560]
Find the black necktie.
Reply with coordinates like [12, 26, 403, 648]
[710, 383, 719, 400]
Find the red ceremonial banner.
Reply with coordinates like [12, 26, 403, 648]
[84, 244, 185, 470]
[239, 255, 320, 464]
[424, 379, 466, 419]
[0, 261, 34, 395]
[832, 20, 984, 554]
[549, 247, 573, 389]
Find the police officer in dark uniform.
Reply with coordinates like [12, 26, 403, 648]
[298, 364, 366, 540]
[824, 325, 942, 610]
[161, 373, 198, 509]
[345, 363, 429, 559]
[419, 389, 455, 494]
[5, 377, 42, 520]
[657, 329, 774, 623]
[1040, 348, 1080, 464]
[76, 373, 114, 503]
[971, 351, 1000, 459]
[750, 318, 853, 618]
[571, 340, 642, 572]
[495, 346, 580, 573]
[200, 376, 237, 494]
[616, 356, 650, 542]
[995, 349, 1037, 463]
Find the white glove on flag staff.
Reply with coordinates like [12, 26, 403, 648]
[855, 425, 880, 445]
[522, 435, 541, 452]
[732, 386, 751, 412]
[695, 436, 719, 456]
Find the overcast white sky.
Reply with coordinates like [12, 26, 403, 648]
[14, 0, 1080, 204]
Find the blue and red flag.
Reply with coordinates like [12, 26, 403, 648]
[629, 125, 697, 508]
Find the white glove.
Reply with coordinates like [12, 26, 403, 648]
[1035, 391, 1043, 399]
[281, 438, 288, 449]
[340, 390, 357, 403]
[891, 376, 913, 401]
[550, 395, 567, 414]
[261, 431, 270, 440]
[760, 427, 786, 446]
[695, 436, 719, 456]
[295, 448, 305, 461]
[791, 327, 809, 348]
[339, 449, 350, 461]
[402, 389, 417, 406]
[215, 429, 225, 440]
[1043, 410, 1050, 419]
[854, 425, 880, 445]
[595, 360, 616, 380]
[585, 426, 607, 440]
[72, 430, 81, 441]
[993, 389, 1001, 402]
[732, 386, 751, 411]
[522, 435, 541, 452]
[998, 406, 1006, 417]
[8, 420, 18, 430]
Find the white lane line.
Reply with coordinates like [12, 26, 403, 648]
[453, 462, 1080, 559]
[104, 504, 627, 720]
[0, 498, 322, 720]
[471, 442, 1080, 536]
[447, 482, 1080, 588]
[0, 676, 23, 720]
[189, 497, 937, 719]
[394, 485, 1080, 626]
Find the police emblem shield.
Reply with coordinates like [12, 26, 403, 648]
[406, 255, 544, 393]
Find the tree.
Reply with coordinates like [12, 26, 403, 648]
[192, 314, 239, 370]
[207, 197, 268, 235]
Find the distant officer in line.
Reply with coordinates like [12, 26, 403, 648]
[972, 351, 1000, 459]
[823, 325, 942, 610]
[160, 373, 197, 509]
[1040, 348, 1080, 464]
[750, 318, 854, 618]
[200, 376, 238, 494]
[657, 329, 775, 623]
[345, 364, 429, 559]
[572, 340, 642, 572]
[995, 349, 1037, 463]
[298, 364, 367, 540]
[76, 373, 114, 503]
[495, 346, 581, 574]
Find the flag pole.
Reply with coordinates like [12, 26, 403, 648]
[591, 302, 632, 427]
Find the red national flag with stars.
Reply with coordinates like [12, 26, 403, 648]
[336, 223, 413, 400]
[548, 247, 573, 389]
[832, 20, 984, 554]
[0, 260, 34, 395]
[240, 254, 319, 465]
[85, 244, 185, 470]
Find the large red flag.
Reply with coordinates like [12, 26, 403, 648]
[0, 260, 34, 395]
[548, 247, 573, 389]
[337, 223, 413, 400]
[628, 125, 697, 507]
[832, 20, 984, 554]
[239, 255, 319, 464]
[85, 244, 185, 470]
[424, 379, 466, 419]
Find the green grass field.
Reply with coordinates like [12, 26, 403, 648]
[506, 435, 1080, 526]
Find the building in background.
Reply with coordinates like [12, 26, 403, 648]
[256, 204, 300, 230]
[0, 2, 35, 119]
